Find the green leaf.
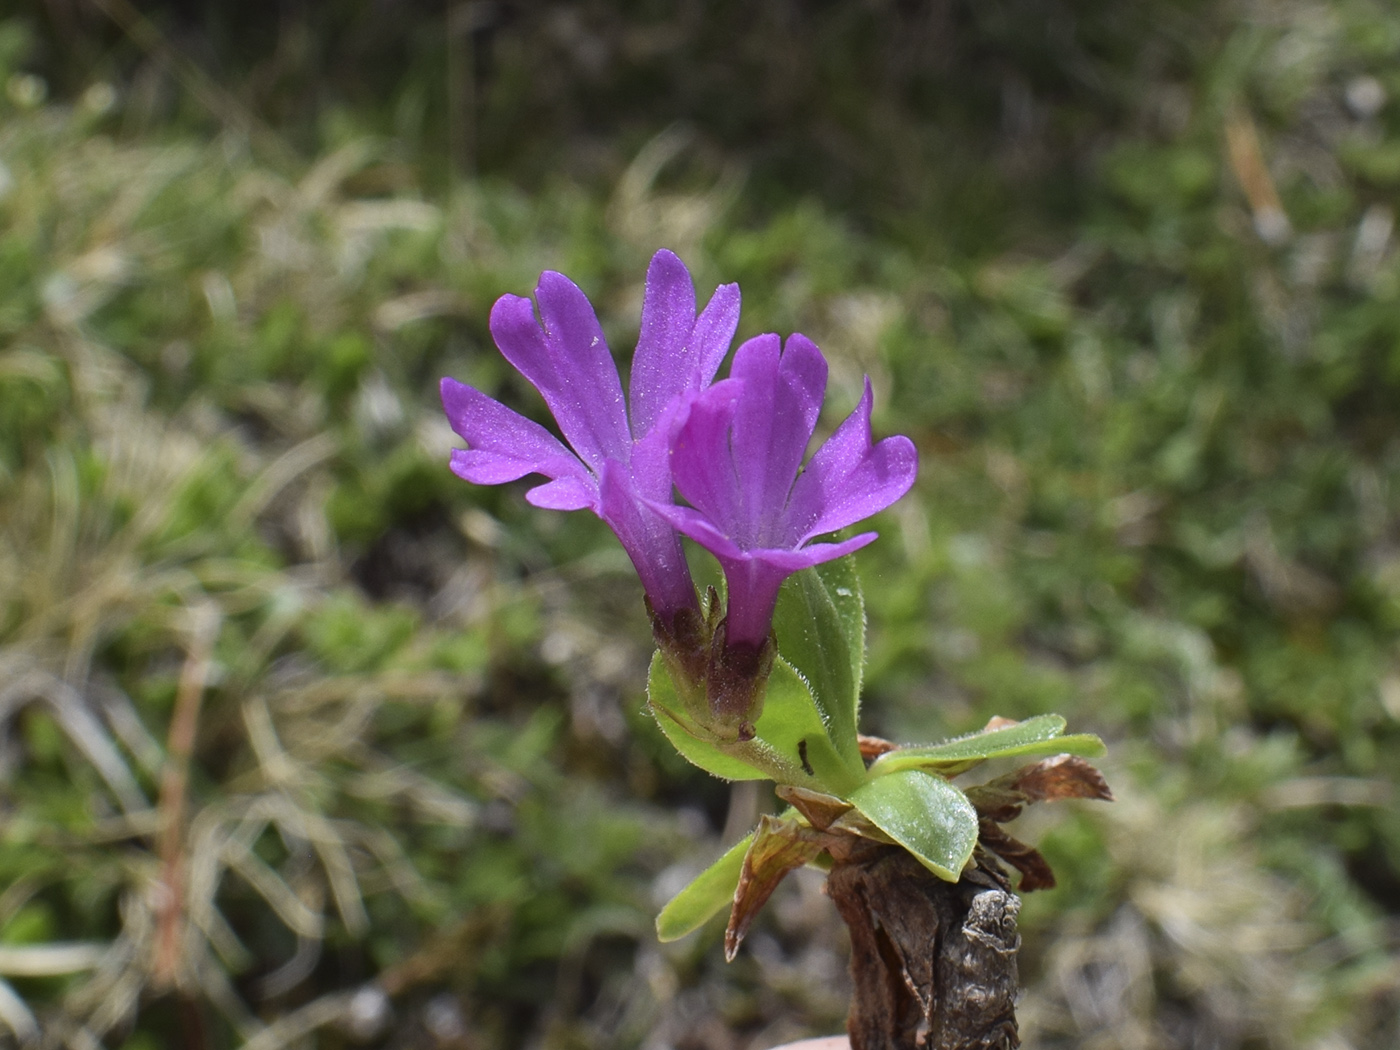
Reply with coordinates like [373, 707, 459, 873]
[771, 559, 865, 772]
[756, 658, 863, 795]
[656, 832, 752, 942]
[848, 769, 979, 881]
[869, 715, 1105, 776]
[646, 654, 863, 793]
[648, 653, 767, 781]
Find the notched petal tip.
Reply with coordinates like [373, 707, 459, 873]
[782, 331, 824, 362]
[534, 270, 611, 345]
[488, 295, 551, 380]
[535, 268, 587, 301]
[488, 292, 539, 335]
[730, 332, 783, 374]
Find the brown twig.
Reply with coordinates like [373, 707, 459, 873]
[826, 844, 1021, 1050]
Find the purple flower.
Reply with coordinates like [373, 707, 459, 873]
[652, 332, 918, 656]
[440, 250, 740, 627]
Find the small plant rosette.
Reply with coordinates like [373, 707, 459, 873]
[440, 249, 1112, 963]
[651, 561, 1110, 956]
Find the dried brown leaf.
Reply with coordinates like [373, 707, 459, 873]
[724, 815, 829, 961]
[775, 784, 854, 831]
[964, 785, 1028, 824]
[1006, 754, 1114, 804]
[858, 733, 899, 760]
[978, 821, 1057, 892]
[970, 754, 1114, 825]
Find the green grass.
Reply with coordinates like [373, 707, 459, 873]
[1, 1, 1399, 1047]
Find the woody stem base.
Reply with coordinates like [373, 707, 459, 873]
[825, 846, 1021, 1050]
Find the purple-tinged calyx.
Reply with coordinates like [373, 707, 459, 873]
[651, 332, 918, 722]
[440, 250, 739, 633]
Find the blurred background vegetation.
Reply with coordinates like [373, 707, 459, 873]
[1, 0, 1398, 1047]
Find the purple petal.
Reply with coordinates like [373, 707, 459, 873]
[441, 377, 593, 490]
[785, 378, 919, 543]
[630, 250, 741, 436]
[525, 477, 596, 511]
[630, 250, 697, 434]
[689, 280, 741, 392]
[534, 271, 631, 462]
[714, 556, 792, 652]
[488, 276, 630, 471]
[772, 531, 878, 569]
[646, 502, 747, 564]
[646, 497, 790, 651]
[629, 398, 686, 503]
[649, 495, 879, 650]
[669, 378, 745, 534]
[727, 334, 826, 544]
[598, 460, 698, 622]
[487, 293, 561, 408]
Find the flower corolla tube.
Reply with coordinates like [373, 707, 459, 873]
[440, 250, 739, 629]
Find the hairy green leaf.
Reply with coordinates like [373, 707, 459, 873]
[869, 715, 1105, 777]
[848, 769, 979, 881]
[771, 559, 865, 773]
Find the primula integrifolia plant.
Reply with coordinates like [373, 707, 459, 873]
[442, 250, 1109, 965]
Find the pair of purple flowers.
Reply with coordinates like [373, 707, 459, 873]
[441, 250, 916, 731]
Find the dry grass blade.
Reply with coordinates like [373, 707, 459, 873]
[0, 667, 147, 814]
[256, 932, 322, 1000]
[236, 991, 356, 1050]
[241, 698, 371, 933]
[185, 938, 263, 1041]
[0, 979, 39, 1043]
[60, 891, 155, 1043]
[228, 433, 339, 530]
[0, 944, 106, 978]
[343, 744, 479, 828]
[85, 0, 294, 165]
[189, 897, 255, 975]
[1225, 107, 1292, 244]
[222, 846, 324, 940]
[94, 682, 165, 776]
[1022, 788, 1332, 1049]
